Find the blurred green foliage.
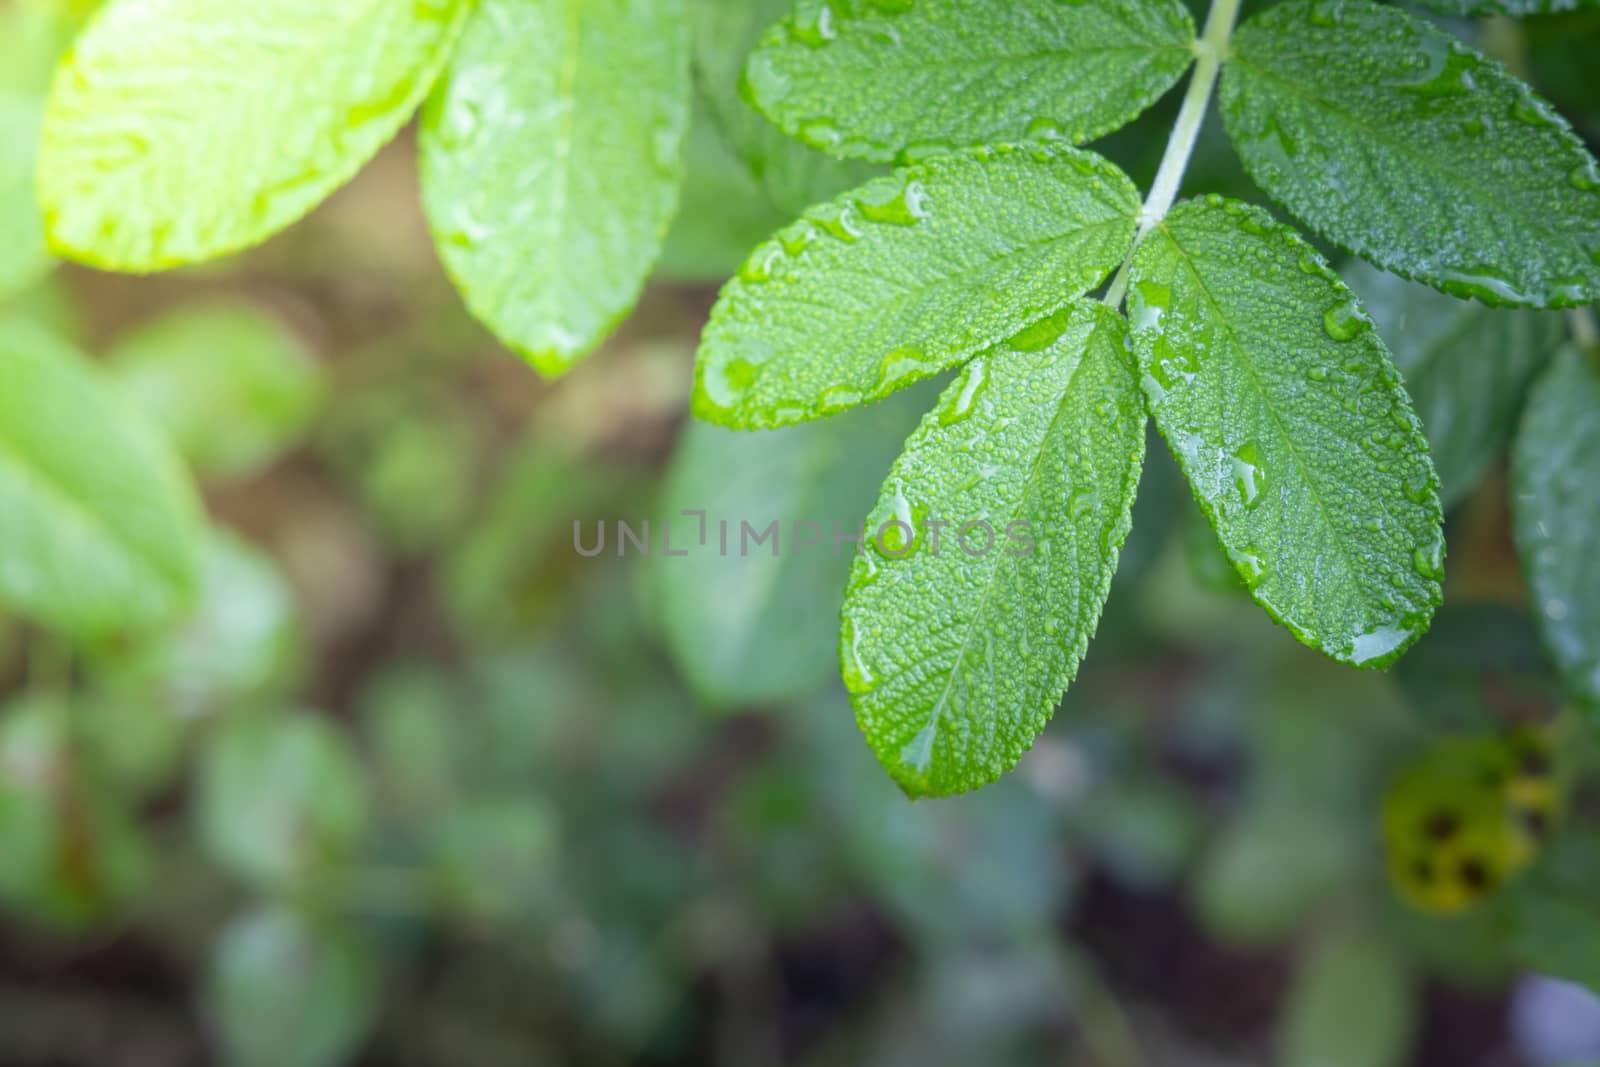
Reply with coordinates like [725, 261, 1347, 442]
[0, 1, 1598, 1066]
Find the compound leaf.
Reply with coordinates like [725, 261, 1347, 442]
[1343, 261, 1564, 508]
[1222, 0, 1600, 309]
[1127, 197, 1444, 668]
[1512, 345, 1600, 713]
[694, 142, 1139, 429]
[743, 0, 1196, 163]
[39, 0, 472, 271]
[841, 302, 1146, 797]
[420, 0, 690, 375]
[0, 318, 203, 642]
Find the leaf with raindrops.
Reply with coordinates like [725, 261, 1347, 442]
[1412, 0, 1600, 13]
[1221, 0, 1600, 309]
[420, 0, 691, 375]
[742, 0, 1197, 163]
[693, 142, 1140, 429]
[38, 0, 473, 271]
[1127, 196, 1445, 669]
[1512, 346, 1600, 715]
[1343, 260, 1565, 508]
[840, 302, 1145, 797]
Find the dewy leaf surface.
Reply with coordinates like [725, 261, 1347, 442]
[0, 319, 203, 642]
[420, 0, 690, 375]
[1222, 0, 1600, 309]
[694, 142, 1139, 429]
[39, 0, 472, 271]
[841, 302, 1146, 797]
[691, 0, 878, 216]
[1127, 197, 1444, 668]
[1343, 261, 1564, 508]
[1413, 0, 1599, 13]
[1512, 346, 1600, 713]
[743, 0, 1195, 163]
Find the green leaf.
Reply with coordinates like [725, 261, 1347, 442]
[1222, 0, 1600, 309]
[742, 0, 1196, 163]
[1506, 834, 1600, 994]
[0, 318, 203, 642]
[841, 302, 1146, 796]
[1512, 346, 1600, 713]
[690, 0, 878, 215]
[1413, 0, 1599, 14]
[1343, 261, 1565, 508]
[207, 906, 379, 1067]
[195, 710, 369, 891]
[419, 0, 690, 375]
[1127, 197, 1444, 667]
[1282, 929, 1416, 1067]
[39, 0, 471, 271]
[694, 142, 1139, 429]
[108, 301, 325, 481]
[654, 384, 929, 708]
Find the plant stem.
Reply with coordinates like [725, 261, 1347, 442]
[1103, 0, 1243, 308]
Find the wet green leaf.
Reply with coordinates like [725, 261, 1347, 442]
[1414, 0, 1599, 13]
[420, 0, 690, 375]
[207, 906, 378, 1067]
[842, 302, 1145, 796]
[1127, 197, 1444, 668]
[0, 319, 203, 642]
[40, 0, 471, 270]
[655, 384, 929, 708]
[195, 710, 368, 891]
[1222, 0, 1600, 308]
[1512, 346, 1600, 714]
[694, 142, 1139, 429]
[1283, 929, 1416, 1067]
[743, 0, 1195, 163]
[108, 302, 325, 481]
[1343, 261, 1564, 508]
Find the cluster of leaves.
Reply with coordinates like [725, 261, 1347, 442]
[679, 0, 1600, 796]
[15, 0, 1600, 804]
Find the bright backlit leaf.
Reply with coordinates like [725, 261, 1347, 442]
[0, 318, 203, 641]
[420, 0, 690, 375]
[743, 0, 1196, 163]
[1222, 0, 1600, 308]
[841, 302, 1146, 796]
[1127, 197, 1444, 668]
[1512, 346, 1600, 714]
[39, 0, 471, 270]
[694, 142, 1139, 429]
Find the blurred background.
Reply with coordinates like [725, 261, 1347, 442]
[3, 1, 1600, 1064]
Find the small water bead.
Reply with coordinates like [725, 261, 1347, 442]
[839, 614, 877, 695]
[1231, 547, 1268, 588]
[790, 3, 837, 47]
[1323, 297, 1370, 342]
[1007, 309, 1071, 352]
[1413, 538, 1445, 582]
[855, 177, 931, 226]
[937, 360, 989, 427]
